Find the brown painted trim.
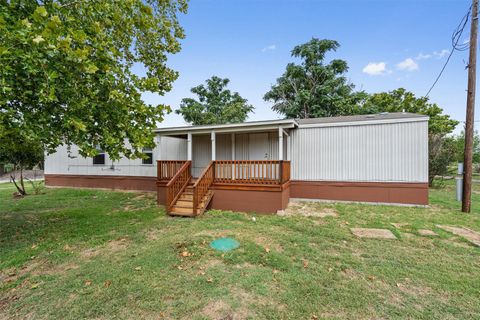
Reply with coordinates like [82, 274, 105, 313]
[290, 180, 428, 205]
[45, 174, 157, 191]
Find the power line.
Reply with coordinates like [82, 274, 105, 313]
[424, 5, 472, 98]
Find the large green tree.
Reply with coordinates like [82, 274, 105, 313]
[0, 0, 187, 160]
[264, 38, 356, 118]
[176, 76, 254, 125]
[351, 88, 458, 135]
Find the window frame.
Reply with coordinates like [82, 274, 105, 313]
[92, 147, 106, 165]
[142, 148, 153, 165]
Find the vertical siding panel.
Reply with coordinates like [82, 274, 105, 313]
[290, 121, 428, 182]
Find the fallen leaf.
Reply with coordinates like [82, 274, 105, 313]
[302, 259, 309, 269]
[311, 315, 318, 320]
[207, 278, 213, 283]
[104, 280, 112, 288]
[265, 247, 270, 253]
[84, 280, 92, 286]
[367, 275, 376, 281]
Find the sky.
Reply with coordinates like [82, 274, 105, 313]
[142, 0, 475, 133]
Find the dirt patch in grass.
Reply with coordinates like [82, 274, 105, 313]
[253, 235, 283, 252]
[201, 300, 235, 320]
[79, 237, 130, 260]
[1, 259, 80, 284]
[279, 202, 338, 218]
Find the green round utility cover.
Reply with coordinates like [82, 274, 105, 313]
[210, 237, 240, 252]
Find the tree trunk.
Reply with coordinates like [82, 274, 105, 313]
[11, 166, 27, 196]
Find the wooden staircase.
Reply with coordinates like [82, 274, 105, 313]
[169, 182, 214, 217]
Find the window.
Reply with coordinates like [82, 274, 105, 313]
[93, 147, 105, 165]
[142, 148, 153, 165]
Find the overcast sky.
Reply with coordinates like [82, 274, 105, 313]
[140, 0, 474, 132]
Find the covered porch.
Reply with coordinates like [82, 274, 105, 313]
[155, 120, 296, 216]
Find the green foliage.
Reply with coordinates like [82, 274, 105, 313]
[176, 76, 254, 125]
[451, 130, 480, 163]
[428, 135, 457, 186]
[0, 128, 44, 195]
[352, 88, 458, 136]
[264, 38, 356, 118]
[0, 0, 187, 160]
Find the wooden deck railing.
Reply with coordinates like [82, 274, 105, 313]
[192, 161, 214, 215]
[166, 161, 191, 212]
[214, 160, 290, 185]
[157, 160, 187, 181]
[281, 161, 291, 184]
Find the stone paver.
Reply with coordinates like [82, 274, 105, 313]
[436, 225, 480, 247]
[418, 229, 438, 236]
[350, 228, 397, 240]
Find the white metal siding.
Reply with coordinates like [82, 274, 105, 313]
[290, 121, 428, 182]
[44, 136, 186, 177]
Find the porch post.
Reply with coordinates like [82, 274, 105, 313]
[156, 135, 162, 160]
[187, 132, 192, 161]
[211, 130, 216, 161]
[286, 133, 291, 161]
[278, 127, 284, 161]
[231, 133, 235, 160]
[231, 133, 235, 180]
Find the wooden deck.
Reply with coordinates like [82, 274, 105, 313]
[157, 160, 291, 216]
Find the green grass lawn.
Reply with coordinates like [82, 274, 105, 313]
[1, 181, 480, 319]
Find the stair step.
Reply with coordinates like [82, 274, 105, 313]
[176, 200, 193, 207]
[170, 206, 195, 214]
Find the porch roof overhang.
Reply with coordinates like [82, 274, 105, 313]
[154, 119, 298, 136]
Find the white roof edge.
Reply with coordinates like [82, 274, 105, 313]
[154, 119, 298, 134]
[297, 116, 429, 129]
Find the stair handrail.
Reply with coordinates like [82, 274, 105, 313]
[192, 161, 215, 215]
[166, 161, 192, 212]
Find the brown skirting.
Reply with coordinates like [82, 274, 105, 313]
[45, 174, 157, 191]
[209, 183, 290, 214]
[289, 180, 429, 205]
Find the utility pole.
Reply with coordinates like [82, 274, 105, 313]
[462, 0, 478, 213]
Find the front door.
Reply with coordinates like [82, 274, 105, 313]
[249, 133, 269, 160]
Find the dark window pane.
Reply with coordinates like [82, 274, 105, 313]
[93, 154, 105, 165]
[142, 152, 153, 165]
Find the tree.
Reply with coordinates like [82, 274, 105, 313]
[176, 76, 254, 125]
[0, 0, 187, 160]
[264, 38, 356, 118]
[352, 88, 458, 135]
[428, 135, 456, 186]
[452, 130, 480, 164]
[0, 128, 44, 195]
